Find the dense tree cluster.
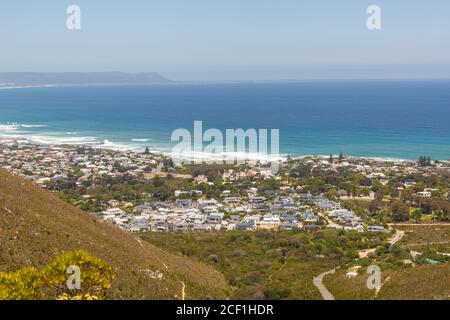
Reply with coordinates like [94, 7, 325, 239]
[418, 155, 432, 167]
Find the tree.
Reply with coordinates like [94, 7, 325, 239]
[163, 158, 174, 171]
[420, 198, 433, 214]
[368, 200, 381, 215]
[375, 191, 384, 202]
[418, 155, 432, 167]
[329, 154, 334, 164]
[153, 176, 164, 187]
[412, 209, 422, 223]
[359, 177, 372, 187]
[144, 146, 150, 154]
[338, 152, 344, 163]
[390, 201, 410, 222]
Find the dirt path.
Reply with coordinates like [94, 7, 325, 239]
[388, 229, 405, 248]
[358, 248, 377, 259]
[266, 261, 288, 284]
[180, 281, 186, 300]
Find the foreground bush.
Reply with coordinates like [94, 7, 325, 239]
[0, 250, 115, 300]
[0, 268, 41, 300]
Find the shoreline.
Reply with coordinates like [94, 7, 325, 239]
[1, 78, 450, 89]
[0, 84, 57, 90]
[293, 154, 414, 163]
[0, 135, 431, 164]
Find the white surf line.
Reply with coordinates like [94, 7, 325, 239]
[0, 85, 57, 90]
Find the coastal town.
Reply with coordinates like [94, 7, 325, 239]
[1, 137, 449, 235]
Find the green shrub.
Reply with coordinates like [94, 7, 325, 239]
[0, 268, 41, 300]
[0, 250, 115, 300]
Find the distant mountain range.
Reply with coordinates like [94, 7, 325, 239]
[0, 72, 171, 86]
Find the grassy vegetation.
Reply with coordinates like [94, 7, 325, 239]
[140, 229, 388, 300]
[324, 224, 450, 300]
[378, 263, 449, 299]
[324, 263, 449, 300]
[396, 224, 450, 252]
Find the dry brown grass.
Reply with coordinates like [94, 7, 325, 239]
[396, 224, 450, 251]
[144, 172, 192, 179]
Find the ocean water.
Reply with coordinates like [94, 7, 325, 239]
[0, 81, 449, 160]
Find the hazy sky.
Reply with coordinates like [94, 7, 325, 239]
[1, 1, 450, 80]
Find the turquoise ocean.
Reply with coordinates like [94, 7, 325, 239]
[0, 81, 449, 160]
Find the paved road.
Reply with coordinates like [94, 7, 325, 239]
[313, 269, 336, 300]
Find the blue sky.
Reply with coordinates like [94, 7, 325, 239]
[1, 1, 450, 80]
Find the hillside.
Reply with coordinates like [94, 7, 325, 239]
[0, 169, 229, 299]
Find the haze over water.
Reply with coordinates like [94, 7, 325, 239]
[0, 81, 449, 160]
